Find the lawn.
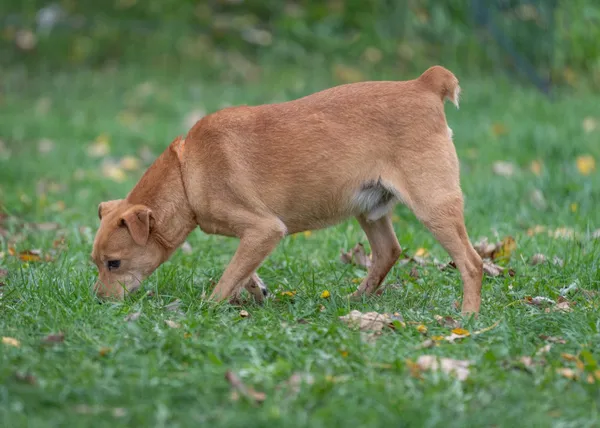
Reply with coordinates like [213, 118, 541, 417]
[1, 63, 599, 427]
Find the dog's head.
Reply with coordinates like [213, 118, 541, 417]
[91, 199, 165, 299]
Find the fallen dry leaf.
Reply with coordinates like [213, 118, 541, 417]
[576, 155, 596, 175]
[225, 370, 266, 404]
[340, 243, 371, 269]
[556, 367, 578, 380]
[184, 109, 206, 130]
[416, 324, 428, 335]
[529, 188, 547, 210]
[101, 160, 126, 182]
[181, 241, 193, 254]
[119, 155, 141, 171]
[98, 347, 111, 356]
[339, 310, 391, 332]
[415, 339, 438, 350]
[164, 320, 180, 329]
[530, 159, 543, 176]
[37, 138, 55, 154]
[525, 296, 555, 306]
[165, 299, 182, 312]
[333, 64, 365, 83]
[435, 315, 461, 329]
[530, 253, 547, 265]
[539, 335, 566, 344]
[9, 248, 43, 262]
[124, 311, 141, 322]
[2, 337, 21, 347]
[483, 260, 513, 277]
[14, 372, 37, 385]
[239, 310, 250, 318]
[415, 355, 472, 381]
[519, 356, 535, 368]
[492, 160, 515, 177]
[553, 300, 573, 312]
[276, 372, 315, 396]
[0, 268, 7, 278]
[536, 344, 552, 356]
[582, 117, 598, 133]
[41, 332, 64, 345]
[473, 236, 516, 261]
[87, 134, 111, 157]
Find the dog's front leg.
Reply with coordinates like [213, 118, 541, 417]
[210, 218, 285, 302]
[230, 273, 269, 304]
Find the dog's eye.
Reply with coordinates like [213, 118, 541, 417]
[107, 260, 121, 270]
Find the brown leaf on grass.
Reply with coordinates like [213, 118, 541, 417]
[9, 248, 44, 262]
[119, 155, 141, 171]
[36, 222, 60, 232]
[165, 299, 182, 312]
[415, 339, 438, 350]
[434, 315, 461, 329]
[41, 332, 65, 345]
[415, 355, 472, 381]
[0, 268, 7, 278]
[73, 404, 127, 418]
[409, 266, 420, 279]
[536, 344, 552, 356]
[492, 160, 515, 177]
[124, 311, 141, 322]
[539, 335, 566, 344]
[184, 109, 206, 130]
[225, 371, 266, 404]
[87, 134, 110, 157]
[524, 296, 555, 306]
[582, 117, 598, 133]
[556, 367, 578, 380]
[333, 64, 365, 83]
[276, 372, 315, 396]
[340, 243, 371, 269]
[529, 189, 547, 210]
[14, 372, 37, 385]
[180, 241, 193, 254]
[101, 160, 126, 182]
[98, 347, 112, 356]
[483, 260, 513, 277]
[2, 337, 21, 347]
[164, 320, 180, 329]
[530, 253, 547, 265]
[474, 236, 516, 261]
[339, 310, 392, 332]
[37, 138, 55, 154]
[552, 300, 573, 312]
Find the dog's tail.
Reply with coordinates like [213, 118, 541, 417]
[417, 66, 460, 109]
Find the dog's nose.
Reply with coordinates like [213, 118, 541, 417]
[93, 281, 123, 300]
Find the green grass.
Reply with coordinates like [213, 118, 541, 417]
[1, 63, 600, 428]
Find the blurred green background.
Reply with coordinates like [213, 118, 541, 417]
[2, 0, 599, 89]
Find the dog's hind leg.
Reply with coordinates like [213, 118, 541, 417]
[350, 213, 402, 298]
[393, 137, 483, 314]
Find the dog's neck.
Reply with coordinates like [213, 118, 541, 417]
[126, 145, 197, 258]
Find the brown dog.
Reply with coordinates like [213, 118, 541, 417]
[91, 65, 483, 313]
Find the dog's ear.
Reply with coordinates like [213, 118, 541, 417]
[98, 199, 123, 220]
[120, 205, 153, 246]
